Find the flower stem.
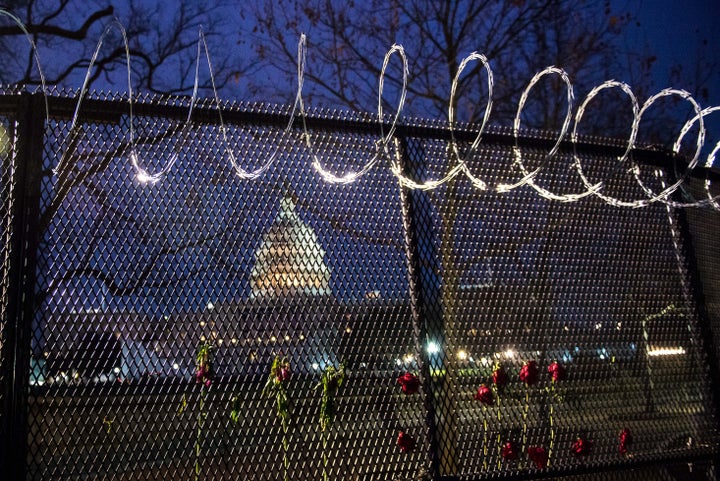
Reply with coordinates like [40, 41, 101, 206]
[547, 394, 555, 467]
[522, 389, 529, 454]
[496, 396, 502, 469]
[322, 430, 328, 481]
[282, 420, 289, 481]
[195, 386, 206, 481]
[483, 407, 488, 471]
[548, 384, 555, 468]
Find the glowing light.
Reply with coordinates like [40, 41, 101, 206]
[457, 350, 468, 361]
[312, 362, 320, 370]
[3, 3, 712, 211]
[305, 41, 408, 185]
[402, 354, 415, 364]
[135, 169, 161, 185]
[504, 349, 516, 359]
[648, 347, 686, 357]
[172, 363, 179, 370]
[426, 341, 440, 355]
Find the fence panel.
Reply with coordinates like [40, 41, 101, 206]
[0, 91, 715, 480]
[398, 131, 718, 478]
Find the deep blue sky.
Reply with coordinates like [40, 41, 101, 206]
[613, 0, 719, 96]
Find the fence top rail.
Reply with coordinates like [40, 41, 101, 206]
[0, 89, 718, 183]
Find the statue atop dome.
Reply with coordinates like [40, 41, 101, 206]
[250, 195, 332, 298]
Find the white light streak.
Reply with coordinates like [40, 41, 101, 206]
[648, 347, 686, 357]
[1, 5, 714, 211]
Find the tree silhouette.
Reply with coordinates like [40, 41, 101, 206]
[0, 0, 243, 94]
[234, 1, 718, 474]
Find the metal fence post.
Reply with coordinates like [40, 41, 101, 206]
[395, 136, 443, 480]
[672, 197, 720, 479]
[1, 92, 46, 481]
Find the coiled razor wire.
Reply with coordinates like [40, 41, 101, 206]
[2, 10, 718, 210]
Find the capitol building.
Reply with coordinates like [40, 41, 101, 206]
[44, 195, 415, 383]
[250, 196, 332, 298]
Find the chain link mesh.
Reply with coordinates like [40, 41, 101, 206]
[0, 114, 15, 457]
[0, 91, 714, 480]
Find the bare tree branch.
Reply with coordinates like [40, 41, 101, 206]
[0, 6, 113, 39]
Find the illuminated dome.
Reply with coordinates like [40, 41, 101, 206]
[250, 196, 331, 298]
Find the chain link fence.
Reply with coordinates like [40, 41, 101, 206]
[0, 90, 718, 480]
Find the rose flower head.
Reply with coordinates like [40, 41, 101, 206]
[548, 361, 566, 383]
[527, 446, 548, 469]
[397, 431, 415, 452]
[572, 436, 593, 456]
[501, 441, 519, 461]
[519, 360, 539, 386]
[492, 364, 508, 388]
[619, 428, 632, 455]
[195, 343, 214, 387]
[397, 372, 421, 394]
[474, 384, 494, 405]
[276, 362, 291, 383]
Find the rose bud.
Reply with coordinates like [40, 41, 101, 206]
[519, 360, 539, 386]
[619, 428, 632, 455]
[397, 431, 415, 453]
[501, 441, 519, 461]
[548, 362, 566, 382]
[397, 372, 421, 395]
[492, 365, 508, 387]
[473, 384, 494, 405]
[527, 446, 548, 469]
[572, 436, 593, 456]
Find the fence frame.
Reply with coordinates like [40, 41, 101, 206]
[0, 91, 718, 480]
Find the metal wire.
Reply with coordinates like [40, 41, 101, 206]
[0, 92, 716, 481]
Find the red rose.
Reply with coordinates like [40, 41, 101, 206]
[274, 361, 291, 383]
[397, 431, 415, 453]
[195, 366, 212, 386]
[501, 441, 519, 461]
[527, 446, 548, 469]
[572, 437, 593, 456]
[397, 372, 421, 394]
[473, 384, 494, 405]
[492, 365, 508, 387]
[548, 362, 566, 382]
[519, 361, 539, 386]
[619, 428, 632, 455]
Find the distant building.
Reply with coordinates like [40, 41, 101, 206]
[42, 195, 416, 383]
[250, 196, 332, 298]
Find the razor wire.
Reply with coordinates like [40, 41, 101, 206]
[2, 11, 718, 210]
